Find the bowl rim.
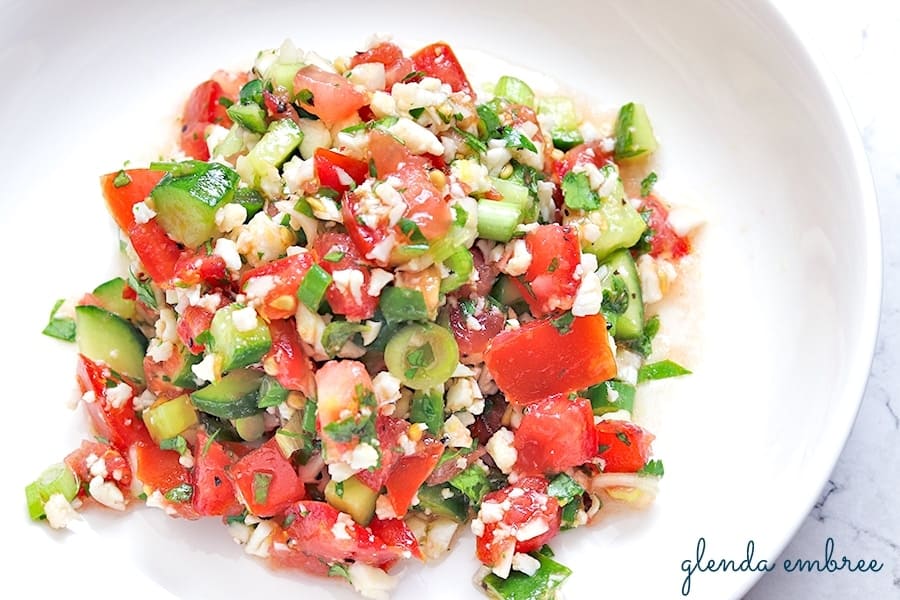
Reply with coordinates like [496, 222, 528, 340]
[737, 0, 883, 596]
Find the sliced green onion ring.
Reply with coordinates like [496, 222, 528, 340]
[385, 323, 459, 390]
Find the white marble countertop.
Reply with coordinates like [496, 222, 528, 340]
[746, 1, 899, 598]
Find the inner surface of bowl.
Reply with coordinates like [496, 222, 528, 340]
[1, 0, 879, 598]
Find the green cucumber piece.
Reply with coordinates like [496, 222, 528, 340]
[247, 119, 303, 176]
[614, 102, 658, 160]
[481, 550, 572, 600]
[414, 484, 469, 522]
[233, 188, 264, 219]
[171, 346, 203, 388]
[25, 463, 79, 521]
[494, 76, 535, 108]
[601, 249, 643, 339]
[477, 199, 522, 242]
[490, 275, 527, 313]
[227, 103, 268, 134]
[151, 161, 240, 248]
[538, 96, 584, 151]
[581, 192, 647, 261]
[325, 475, 379, 526]
[267, 62, 303, 95]
[143, 394, 198, 443]
[234, 413, 267, 441]
[191, 368, 264, 419]
[213, 125, 247, 158]
[209, 303, 272, 371]
[75, 305, 147, 382]
[91, 277, 136, 320]
[490, 177, 535, 223]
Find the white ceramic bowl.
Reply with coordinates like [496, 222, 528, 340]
[0, 1, 880, 598]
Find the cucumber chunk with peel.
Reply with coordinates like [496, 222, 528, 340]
[75, 305, 147, 383]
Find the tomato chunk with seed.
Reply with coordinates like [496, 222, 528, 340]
[294, 66, 367, 124]
[484, 313, 616, 405]
[231, 438, 305, 518]
[411, 42, 473, 96]
[512, 224, 580, 317]
[639, 195, 691, 260]
[514, 395, 597, 474]
[350, 42, 416, 90]
[192, 430, 241, 517]
[263, 319, 316, 397]
[595, 420, 655, 473]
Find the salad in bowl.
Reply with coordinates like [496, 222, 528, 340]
[27, 36, 699, 599]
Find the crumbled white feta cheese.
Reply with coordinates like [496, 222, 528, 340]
[243, 275, 277, 307]
[88, 457, 108, 479]
[446, 378, 483, 413]
[348, 62, 386, 91]
[295, 302, 329, 360]
[348, 562, 398, 600]
[196, 293, 221, 312]
[105, 382, 133, 410]
[638, 254, 663, 304]
[365, 234, 396, 265]
[44, 494, 81, 529]
[231, 305, 259, 332]
[442, 414, 473, 448]
[234, 212, 293, 267]
[227, 520, 252, 544]
[616, 349, 642, 385]
[191, 353, 220, 384]
[479, 500, 507, 524]
[572, 253, 604, 316]
[370, 91, 398, 117]
[361, 320, 383, 346]
[331, 511, 355, 540]
[367, 268, 394, 296]
[666, 205, 705, 237]
[282, 156, 316, 194]
[451, 159, 492, 194]
[332, 269, 365, 305]
[537, 181, 557, 223]
[88, 476, 126, 511]
[515, 517, 550, 542]
[388, 117, 444, 155]
[484, 146, 513, 175]
[372, 371, 402, 410]
[471, 517, 485, 537]
[349, 442, 380, 470]
[133, 389, 156, 412]
[155, 308, 178, 343]
[502, 239, 532, 277]
[512, 552, 541, 576]
[486, 428, 518, 474]
[146, 339, 174, 363]
[132, 201, 157, 225]
[179, 453, 194, 468]
[214, 237, 243, 271]
[375, 494, 398, 520]
[452, 363, 476, 378]
[421, 517, 459, 561]
[391, 78, 450, 113]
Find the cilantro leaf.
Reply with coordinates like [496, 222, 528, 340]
[638, 459, 665, 477]
[551, 311, 575, 335]
[128, 268, 158, 310]
[637, 359, 692, 383]
[640, 171, 658, 197]
[42, 299, 76, 342]
[561, 171, 599, 211]
[165, 483, 193, 503]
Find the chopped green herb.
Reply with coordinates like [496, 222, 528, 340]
[42, 299, 76, 342]
[615, 431, 632, 446]
[323, 250, 345, 263]
[401, 70, 426, 83]
[334, 481, 345, 498]
[127, 268, 158, 310]
[165, 483, 193, 503]
[295, 88, 314, 105]
[638, 459, 665, 477]
[328, 562, 352, 581]
[321, 321, 367, 357]
[601, 274, 630, 315]
[113, 169, 132, 188]
[547, 257, 559, 273]
[159, 435, 188, 456]
[409, 107, 426, 119]
[201, 429, 221, 457]
[449, 464, 492, 506]
[252, 472, 273, 505]
[637, 359, 692, 383]
[551, 311, 575, 335]
[217, 97, 234, 108]
[501, 126, 537, 153]
[398, 218, 428, 244]
[297, 264, 332, 312]
[561, 171, 599, 211]
[257, 376, 289, 408]
[621, 315, 659, 358]
[454, 126, 487, 154]
[368, 158, 377, 178]
[476, 103, 502, 138]
[547, 473, 585, 506]
[137, 492, 148, 501]
[640, 172, 658, 197]
[453, 205, 469, 227]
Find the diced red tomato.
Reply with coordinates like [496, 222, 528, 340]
[210, 69, 248, 124]
[315, 360, 375, 458]
[369, 517, 423, 560]
[142, 349, 196, 399]
[552, 140, 614, 183]
[475, 477, 561, 568]
[354, 416, 409, 491]
[191, 430, 241, 517]
[177, 305, 215, 354]
[183, 80, 224, 127]
[448, 298, 506, 357]
[65, 440, 132, 497]
[76, 355, 148, 452]
[340, 189, 392, 266]
[384, 437, 443, 514]
[131, 440, 190, 494]
[484, 313, 616, 405]
[349, 42, 416, 90]
[264, 319, 316, 397]
[595, 421, 655, 473]
[179, 76, 244, 159]
[263, 89, 302, 126]
[128, 220, 183, 285]
[514, 395, 597, 474]
[368, 129, 428, 175]
[293, 66, 367, 124]
[314, 148, 369, 194]
[411, 42, 473, 96]
[173, 251, 228, 289]
[230, 438, 305, 518]
[100, 169, 165, 232]
[313, 233, 378, 321]
[241, 253, 315, 320]
[278, 501, 405, 567]
[179, 121, 212, 161]
[638, 195, 691, 260]
[511, 224, 580, 317]
[393, 166, 451, 242]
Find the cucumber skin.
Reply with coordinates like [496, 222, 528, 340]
[91, 278, 136, 320]
[191, 369, 264, 419]
[601, 249, 644, 340]
[581, 194, 647, 261]
[75, 305, 148, 383]
[209, 304, 272, 371]
[614, 102, 658, 160]
[151, 162, 239, 248]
